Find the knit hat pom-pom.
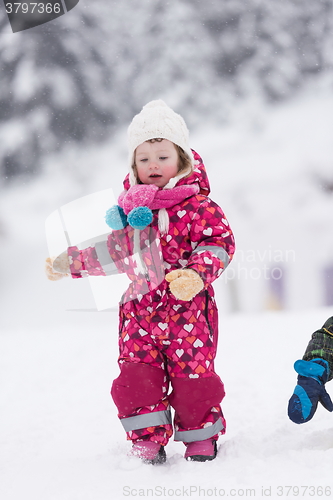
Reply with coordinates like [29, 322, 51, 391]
[127, 206, 153, 230]
[144, 99, 168, 109]
[105, 205, 128, 230]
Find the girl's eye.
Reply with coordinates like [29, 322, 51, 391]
[140, 158, 148, 162]
[159, 156, 168, 160]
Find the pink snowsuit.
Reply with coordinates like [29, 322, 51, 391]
[67, 150, 235, 446]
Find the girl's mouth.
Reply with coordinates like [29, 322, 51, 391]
[149, 174, 162, 178]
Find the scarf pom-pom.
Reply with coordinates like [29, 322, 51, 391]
[128, 206, 153, 230]
[105, 205, 128, 230]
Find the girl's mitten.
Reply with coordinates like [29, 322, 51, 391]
[45, 253, 70, 281]
[288, 358, 333, 424]
[165, 268, 204, 301]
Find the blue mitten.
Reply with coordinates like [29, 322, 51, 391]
[288, 358, 333, 424]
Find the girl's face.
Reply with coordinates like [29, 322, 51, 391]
[134, 139, 179, 188]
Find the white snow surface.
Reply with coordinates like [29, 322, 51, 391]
[1, 89, 333, 499]
[2, 303, 333, 500]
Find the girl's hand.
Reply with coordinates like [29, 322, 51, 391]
[165, 268, 204, 301]
[45, 253, 70, 281]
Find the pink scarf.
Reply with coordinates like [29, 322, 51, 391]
[118, 183, 199, 215]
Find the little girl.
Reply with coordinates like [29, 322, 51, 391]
[46, 100, 235, 463]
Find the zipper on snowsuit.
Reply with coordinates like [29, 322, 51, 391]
[204, 289, 213, 337]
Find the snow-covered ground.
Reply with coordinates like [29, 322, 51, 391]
[2, 299, 333, 499]
[1, 89, 333, 499]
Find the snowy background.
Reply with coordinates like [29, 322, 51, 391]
[1, 1, 333, 498]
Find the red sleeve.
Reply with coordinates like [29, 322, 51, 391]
[67, 232, 126, 279]
[67, 246, 106, 279]
[186, 198, 235, 287]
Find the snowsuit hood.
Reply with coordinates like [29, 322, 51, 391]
[122, 149, 211, 198]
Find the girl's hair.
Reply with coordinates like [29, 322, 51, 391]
[132, 138, 192, 184]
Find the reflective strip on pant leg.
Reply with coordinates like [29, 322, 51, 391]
[174, 418, 224, 443]
[192, 245, 230, 268]
[120, 410, 172, 432]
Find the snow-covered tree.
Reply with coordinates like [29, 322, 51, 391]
[0, 4, 118, 179]
[189, 0, 333, 100]
[0, 0, 332, 181]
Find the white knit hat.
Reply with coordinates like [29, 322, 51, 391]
[127, 100, 194, 186]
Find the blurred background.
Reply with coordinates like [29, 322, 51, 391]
[1, 0, 333, 318]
